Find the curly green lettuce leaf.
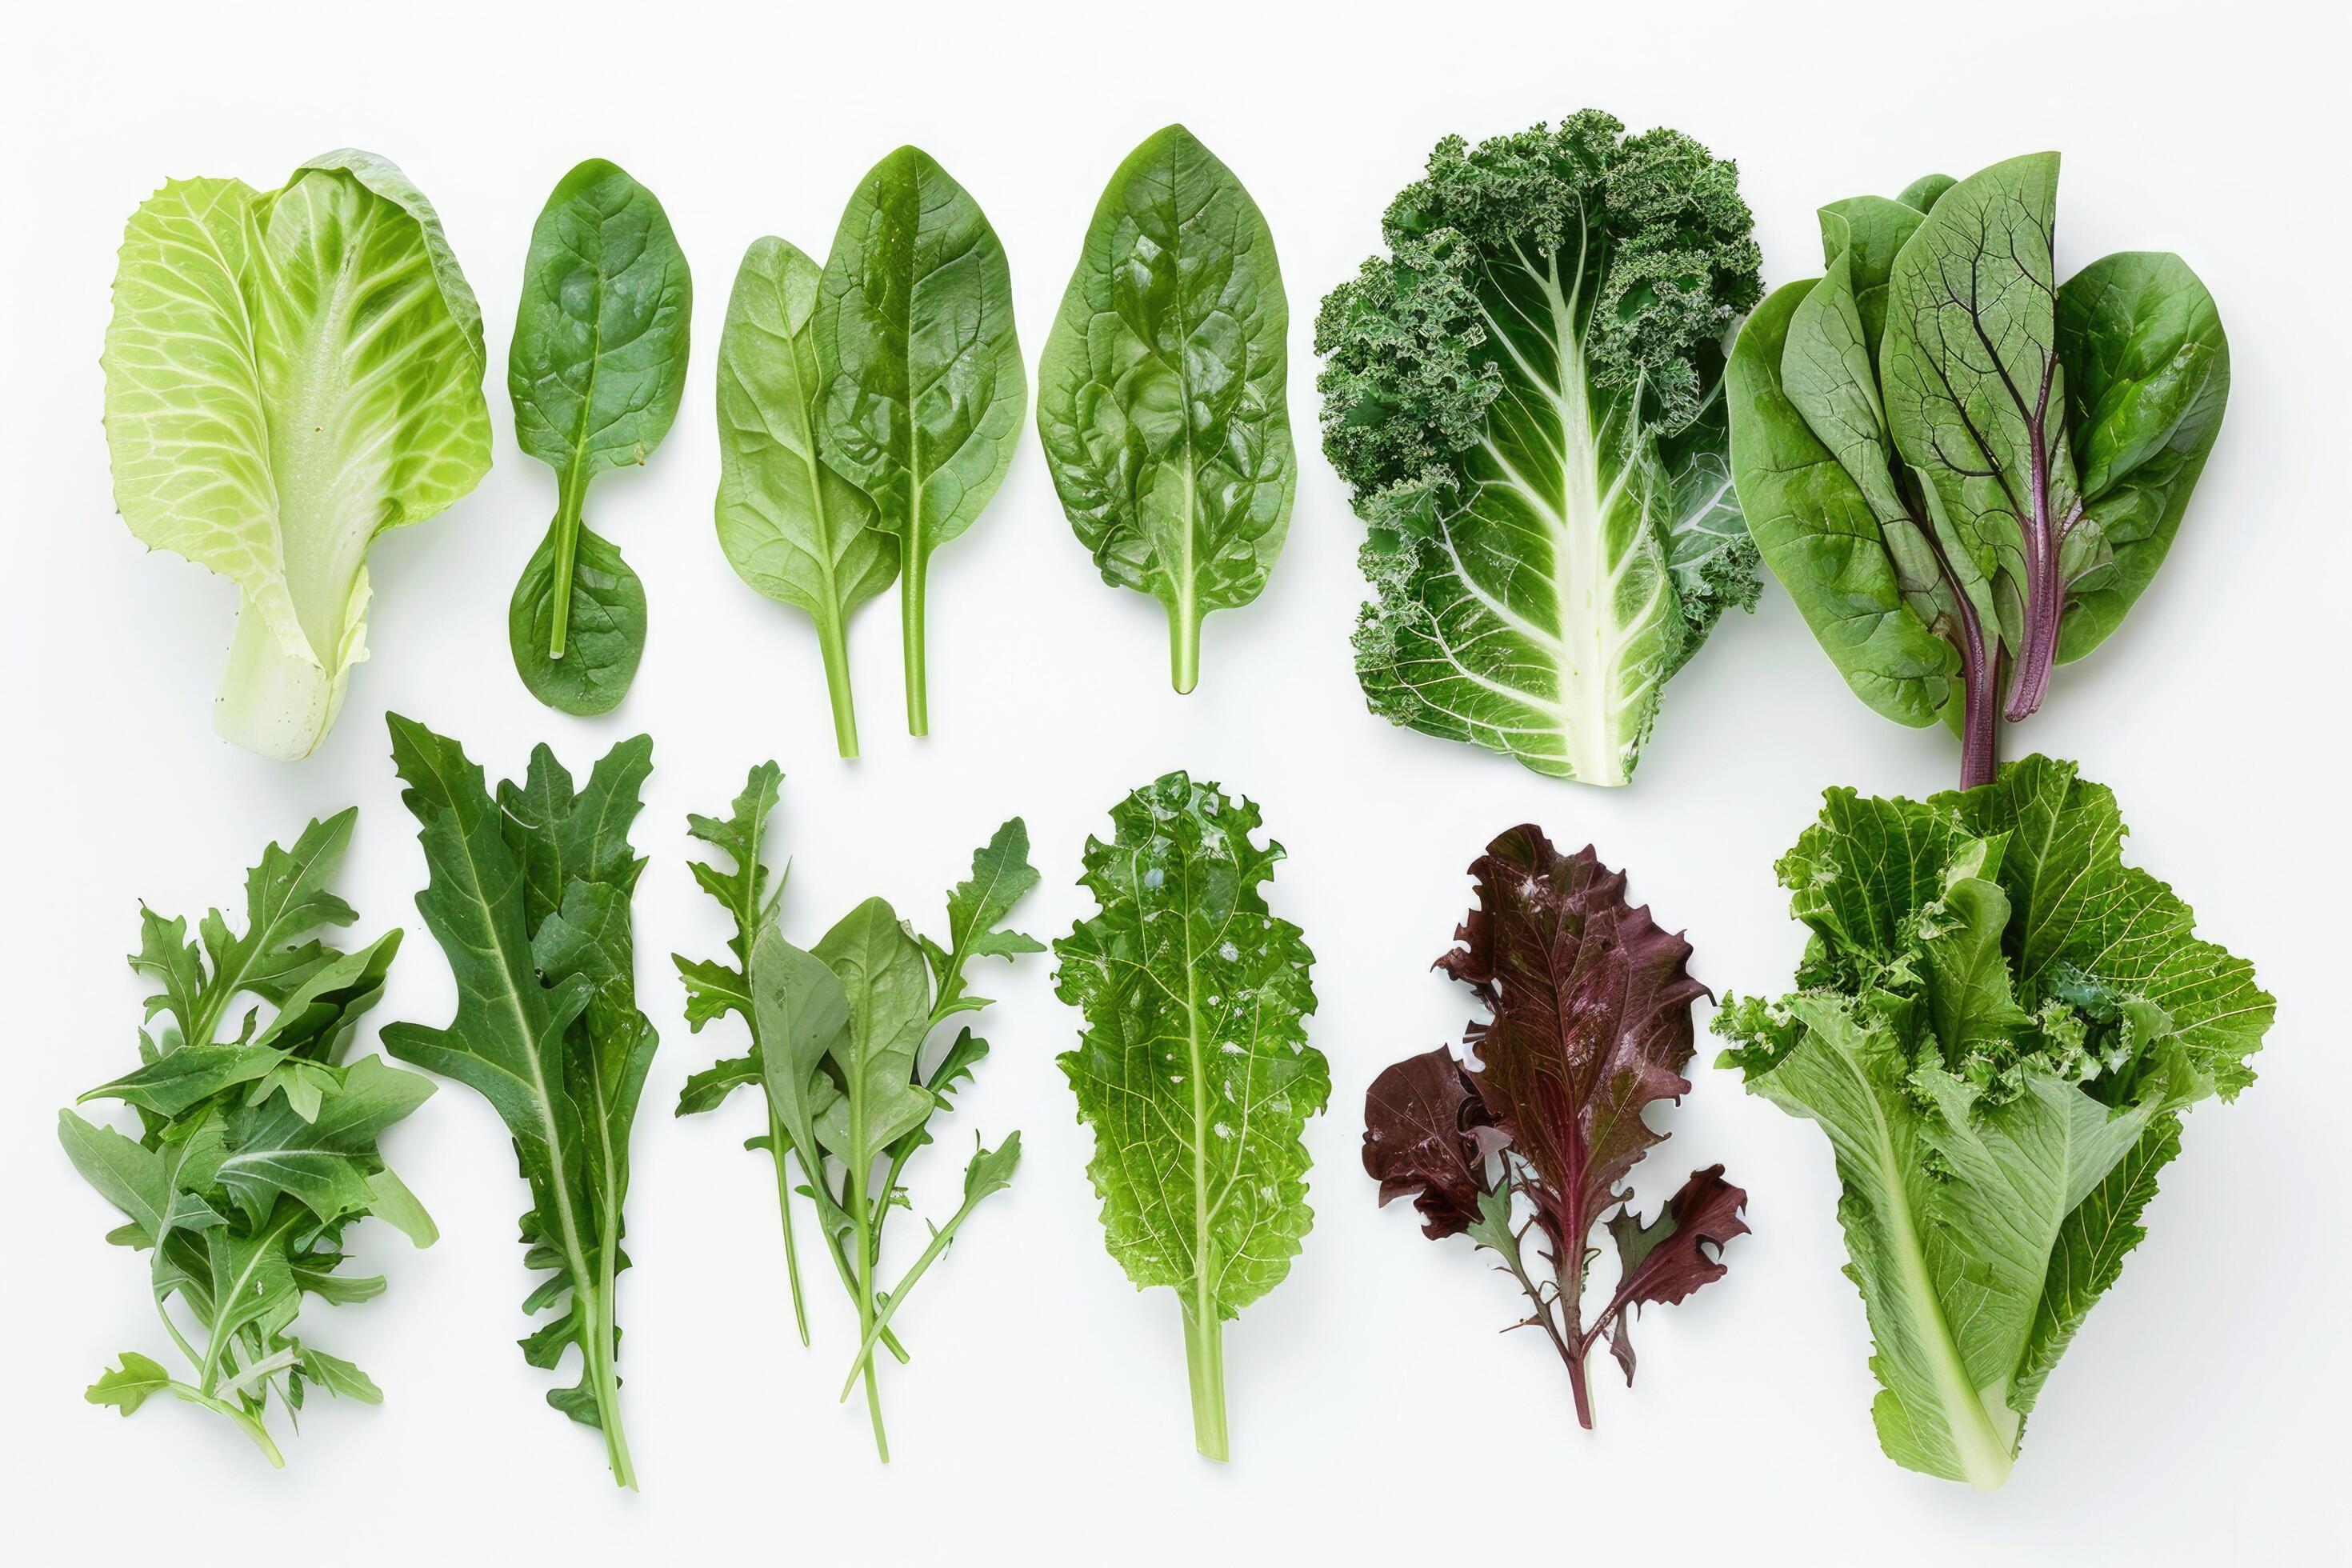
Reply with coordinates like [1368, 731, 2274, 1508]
[1038, 125, 1295, 693]
[1315, 111, 1764, 784]
[1716, 755, 2271, 1486]
[103, 150, 490, 759]
[1053, 772, 1326, 1459]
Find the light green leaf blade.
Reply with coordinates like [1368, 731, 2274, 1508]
[811, 898, 933, 1158]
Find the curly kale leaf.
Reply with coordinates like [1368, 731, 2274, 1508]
[1315, 111, 1763, 784]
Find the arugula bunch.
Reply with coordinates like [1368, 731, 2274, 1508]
[1364, 827, 1746, 1428]
[1054, 772, 1327, 1460]
[59, 810, 437, 1466]
[382, 718, 658, 1487]
[1716, 757, 2270, 1485]
[675, 762, 1037, 1460]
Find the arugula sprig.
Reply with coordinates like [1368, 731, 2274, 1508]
[675, 762, 1038, 1460]
[59, 810, 437, 1466]
[382, 718, 657, 1488]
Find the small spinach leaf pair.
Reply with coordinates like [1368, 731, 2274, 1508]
[716, 148, 1026, 754]
[508, 160, 693, 715]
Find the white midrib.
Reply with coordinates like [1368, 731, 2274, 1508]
[1526, 248, 1618, 783]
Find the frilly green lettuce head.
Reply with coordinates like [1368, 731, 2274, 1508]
[103, 150, 491, 761]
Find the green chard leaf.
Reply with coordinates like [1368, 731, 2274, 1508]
[816, 146, 1025, 737]
[716, 239, 896, 757]
[60, 811, 430, 1466]
[507, 159, 692, 716]
[1053, 772, 1326, 1459]
[1039, 125, 1296, 693]
[382, 717, 655, 1487]
[1314, 112, 1764, 785]
[1715, 755, 2272, 1486]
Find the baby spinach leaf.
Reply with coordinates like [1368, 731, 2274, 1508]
[1038, 126, 1295, 692]
[507, 159, 692, 715]
[1053, 772, 1326, 1459]
[59, 813, 433, 1466]
[382, 718, 656, 1487]
[816, 146, 1025, 737]
[716, 238, 895, 756]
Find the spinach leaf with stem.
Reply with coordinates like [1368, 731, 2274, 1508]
[675, 765, 1038, 1459]
[59, 810, 435, 1465]
[1038, 125, 1295, 692]
[1053, 772, 1326, 1460]
[716, 241, 895, 757]
[816, 146, 1025, 736]
[508, 159, 692, 715]
[382, 718, 657, 1487]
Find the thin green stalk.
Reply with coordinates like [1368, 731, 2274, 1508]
[547, 463, 591, 659]
[1182, 1305, 1228, 1462]
[768, 1108, 811, 1347]
[815, 610, 860, 759]
[850, 1158, 890, 1461]
[592, 1198, 638, 1489]
[902, 562, 927, 737]
[1169, 602, 1202, 695]
[835, 1185, 991, 1398]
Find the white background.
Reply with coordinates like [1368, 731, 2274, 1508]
[4, 1, 2343, 1561]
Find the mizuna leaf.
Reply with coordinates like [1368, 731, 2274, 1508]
[816, 146, 1025, 736]
[1038, 125, 1296, 693]
[102, 152, 490, 759]
[1054, 772, 1326, 1460]
[1315, 112, 1763, 784]
[506, 159, 692, 715]
[382, 717, 654, 1487]
[1366, 826, 1742, 1428]
[1715, 755, 2273, 1487]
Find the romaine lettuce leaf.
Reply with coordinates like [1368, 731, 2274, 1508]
[103, 150, 490, 760]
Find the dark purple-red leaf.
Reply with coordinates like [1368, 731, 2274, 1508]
[1363, 1046, 1487, 1239]
[1444, 826, 1708, 1269]
[1602, 1166, 1750, 1383]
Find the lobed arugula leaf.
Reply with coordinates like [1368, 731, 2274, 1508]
[1038, 125, 1296, 692]
[1053, 772, 1326, 1460]
[1714, 755, 2271, 1486]
[59, 812, 433, 1465]
[382, 717, 655, 1486]
[507, 159, 692, 716]
[1363, 827, 1745, 1426]
[816, 146, 1025, 737]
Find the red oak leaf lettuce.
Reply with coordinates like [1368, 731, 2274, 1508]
[1362, 826, 1746, 1426]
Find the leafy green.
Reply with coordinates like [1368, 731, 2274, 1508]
[507, 159, 692, 715]
[817, 146, 1025, 737]
[1038, 125, 1295, 693]
[382, 718, 657, 1487]
[1314, 112, 1764, 784]
[103, 150, 490, 759]
[1053, 771, 1326, 1459]
[674, 762, 1038, 1459]
[1714, 756, 2270, 1486]
[59, 810, 434, 1465]
[1726, 155, 2227, 786]
[715, 239, 894, 757]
